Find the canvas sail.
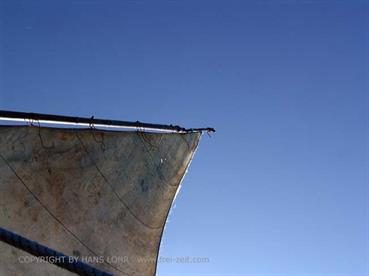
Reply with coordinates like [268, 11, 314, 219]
[0, 125, 201, 275]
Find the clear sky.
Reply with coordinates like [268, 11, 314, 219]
[0, 1, 368, 275]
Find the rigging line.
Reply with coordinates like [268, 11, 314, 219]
[136, 131, 156, 160]
[90, 129, 106, 150]
[37, 122, 54, 149]
[178, 134, 191, 151]
[0, 153, 125, 275]
[75, 133, 163, 230]
[88, 118, 106, 149]
[135, 132, 174, 194]
[136, 131, 192, 187]
[136, 131, 174, 187]
[137, 131, 160, 151]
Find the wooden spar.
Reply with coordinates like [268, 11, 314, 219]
[0, 227, 113, 276]
[0, 110, 215, 133]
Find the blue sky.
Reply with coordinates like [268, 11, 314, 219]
[0, 1, 368, 275]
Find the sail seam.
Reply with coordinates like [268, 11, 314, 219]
[136, 131, 179, 187]
[76, 133, 163, 230]
[137, 132, 170, 185]
[0, 153, 125, 275]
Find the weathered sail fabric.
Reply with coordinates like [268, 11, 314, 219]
[0, 126, 201, 276]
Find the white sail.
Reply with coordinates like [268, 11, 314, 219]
[0, 126, 201, 275]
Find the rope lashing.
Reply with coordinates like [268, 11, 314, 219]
[0, 227, 114, 276]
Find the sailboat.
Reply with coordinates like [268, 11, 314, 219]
[0, 110, 214, 276]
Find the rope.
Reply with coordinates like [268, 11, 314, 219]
[0, 227, 113, 276]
